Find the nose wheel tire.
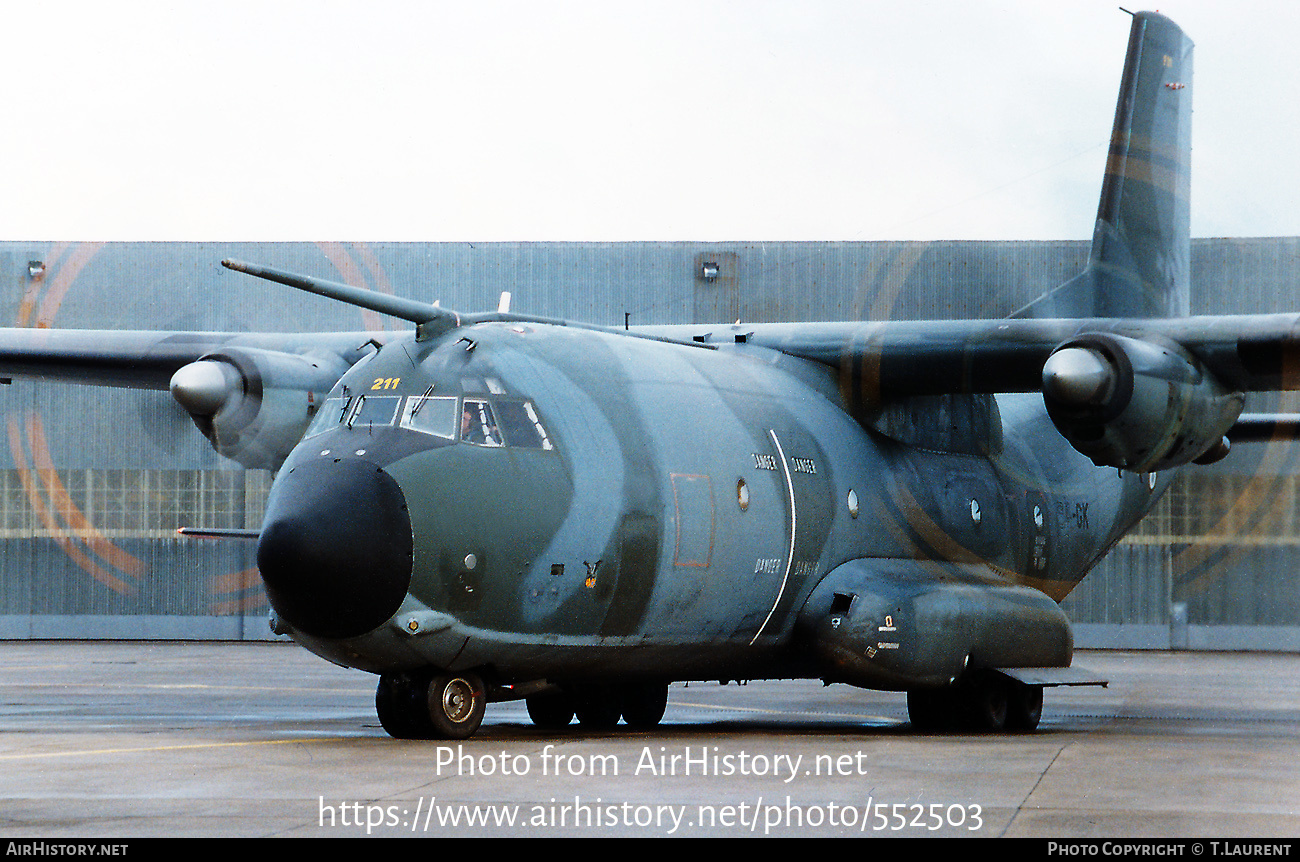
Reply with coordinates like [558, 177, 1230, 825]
[376, 671, 435, 739]
[376, 670, 487, 740]
[427, 672, 487, 739]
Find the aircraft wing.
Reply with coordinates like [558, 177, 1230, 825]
[0, 328, 385, 389]
[0, 305, 1296, 473]
[2, 312, 1296, 397]
[639, 313, 1300, 472]
[0, 327, 396, 470]
[641, 313, 1300, 397]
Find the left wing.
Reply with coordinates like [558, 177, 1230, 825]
[0, 327, 393, 469]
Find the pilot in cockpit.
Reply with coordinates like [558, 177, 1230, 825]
[461, 399, 501, 446]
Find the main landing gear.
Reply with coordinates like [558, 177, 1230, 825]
[376, 669, 487, 740]
[375, 673, 670, 738]
[525, 682, 670, 731]
[906, 670, 1043, 733]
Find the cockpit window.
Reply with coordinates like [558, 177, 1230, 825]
[400, 395, 458, 439]
[495, 400, 554, 450]
[305, 396, 353, 438]
[347, 395, 401, 428]
[318, 391, 555, 450]
[460, 398, 503, 447]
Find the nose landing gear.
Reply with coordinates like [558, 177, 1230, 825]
[376, 669, 487, 739]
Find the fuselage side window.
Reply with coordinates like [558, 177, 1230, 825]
[305, 396, 352, 437]
[461, 398, 503, 447]
[401, 395, 458, 439]
[495, 400, 554, 450]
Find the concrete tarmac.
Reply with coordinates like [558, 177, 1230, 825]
[0, 641, 1297, 838]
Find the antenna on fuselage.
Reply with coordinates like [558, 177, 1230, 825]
[222, 259, 461, 338]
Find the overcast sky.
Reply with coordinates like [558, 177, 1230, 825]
[3, 1, 1298, 242]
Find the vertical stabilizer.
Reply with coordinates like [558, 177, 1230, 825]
[1020, 11, 1193, 319]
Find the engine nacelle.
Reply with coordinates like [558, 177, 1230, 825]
[169, 347, 349, 469]
[1041, 333, 1244, 472]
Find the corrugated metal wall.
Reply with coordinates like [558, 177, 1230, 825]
[1, 239, 1296, 647]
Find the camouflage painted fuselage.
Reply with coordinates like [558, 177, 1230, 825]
[263, 319, 1164, 690]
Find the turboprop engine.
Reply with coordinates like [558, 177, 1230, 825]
[1041, 333, 1244, 472]
[169, 347, 349, 469]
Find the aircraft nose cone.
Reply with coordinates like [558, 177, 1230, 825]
[257, 459, 413, 639]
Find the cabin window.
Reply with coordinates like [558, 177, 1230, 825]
[460, 398, 503, 447]
[494, 400, 554, 450]
[304, 396, 352, 437]
[400, 395, 458, 439]
[347, 395, 401, 428]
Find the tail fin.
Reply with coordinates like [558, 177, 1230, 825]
[1018, 11, 1193, 320]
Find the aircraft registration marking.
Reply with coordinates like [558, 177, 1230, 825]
[1057, 500, 1090, 529]
[752, 453, 778, 470]
[371, 377, 401, 390]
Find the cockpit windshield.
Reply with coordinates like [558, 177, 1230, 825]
[347, 395, 402, 428]
[304, 391, 554, 451]
[305, 396, 353, 438]
[401, 396, 458, 439]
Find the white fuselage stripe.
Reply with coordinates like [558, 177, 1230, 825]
[752, 429, 796, 645]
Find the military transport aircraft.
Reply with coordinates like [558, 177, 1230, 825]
[0, 11, 1293, 739]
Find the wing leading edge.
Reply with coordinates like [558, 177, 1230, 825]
[642, 314, 1300, 399]
[0, 329, 390, 389]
